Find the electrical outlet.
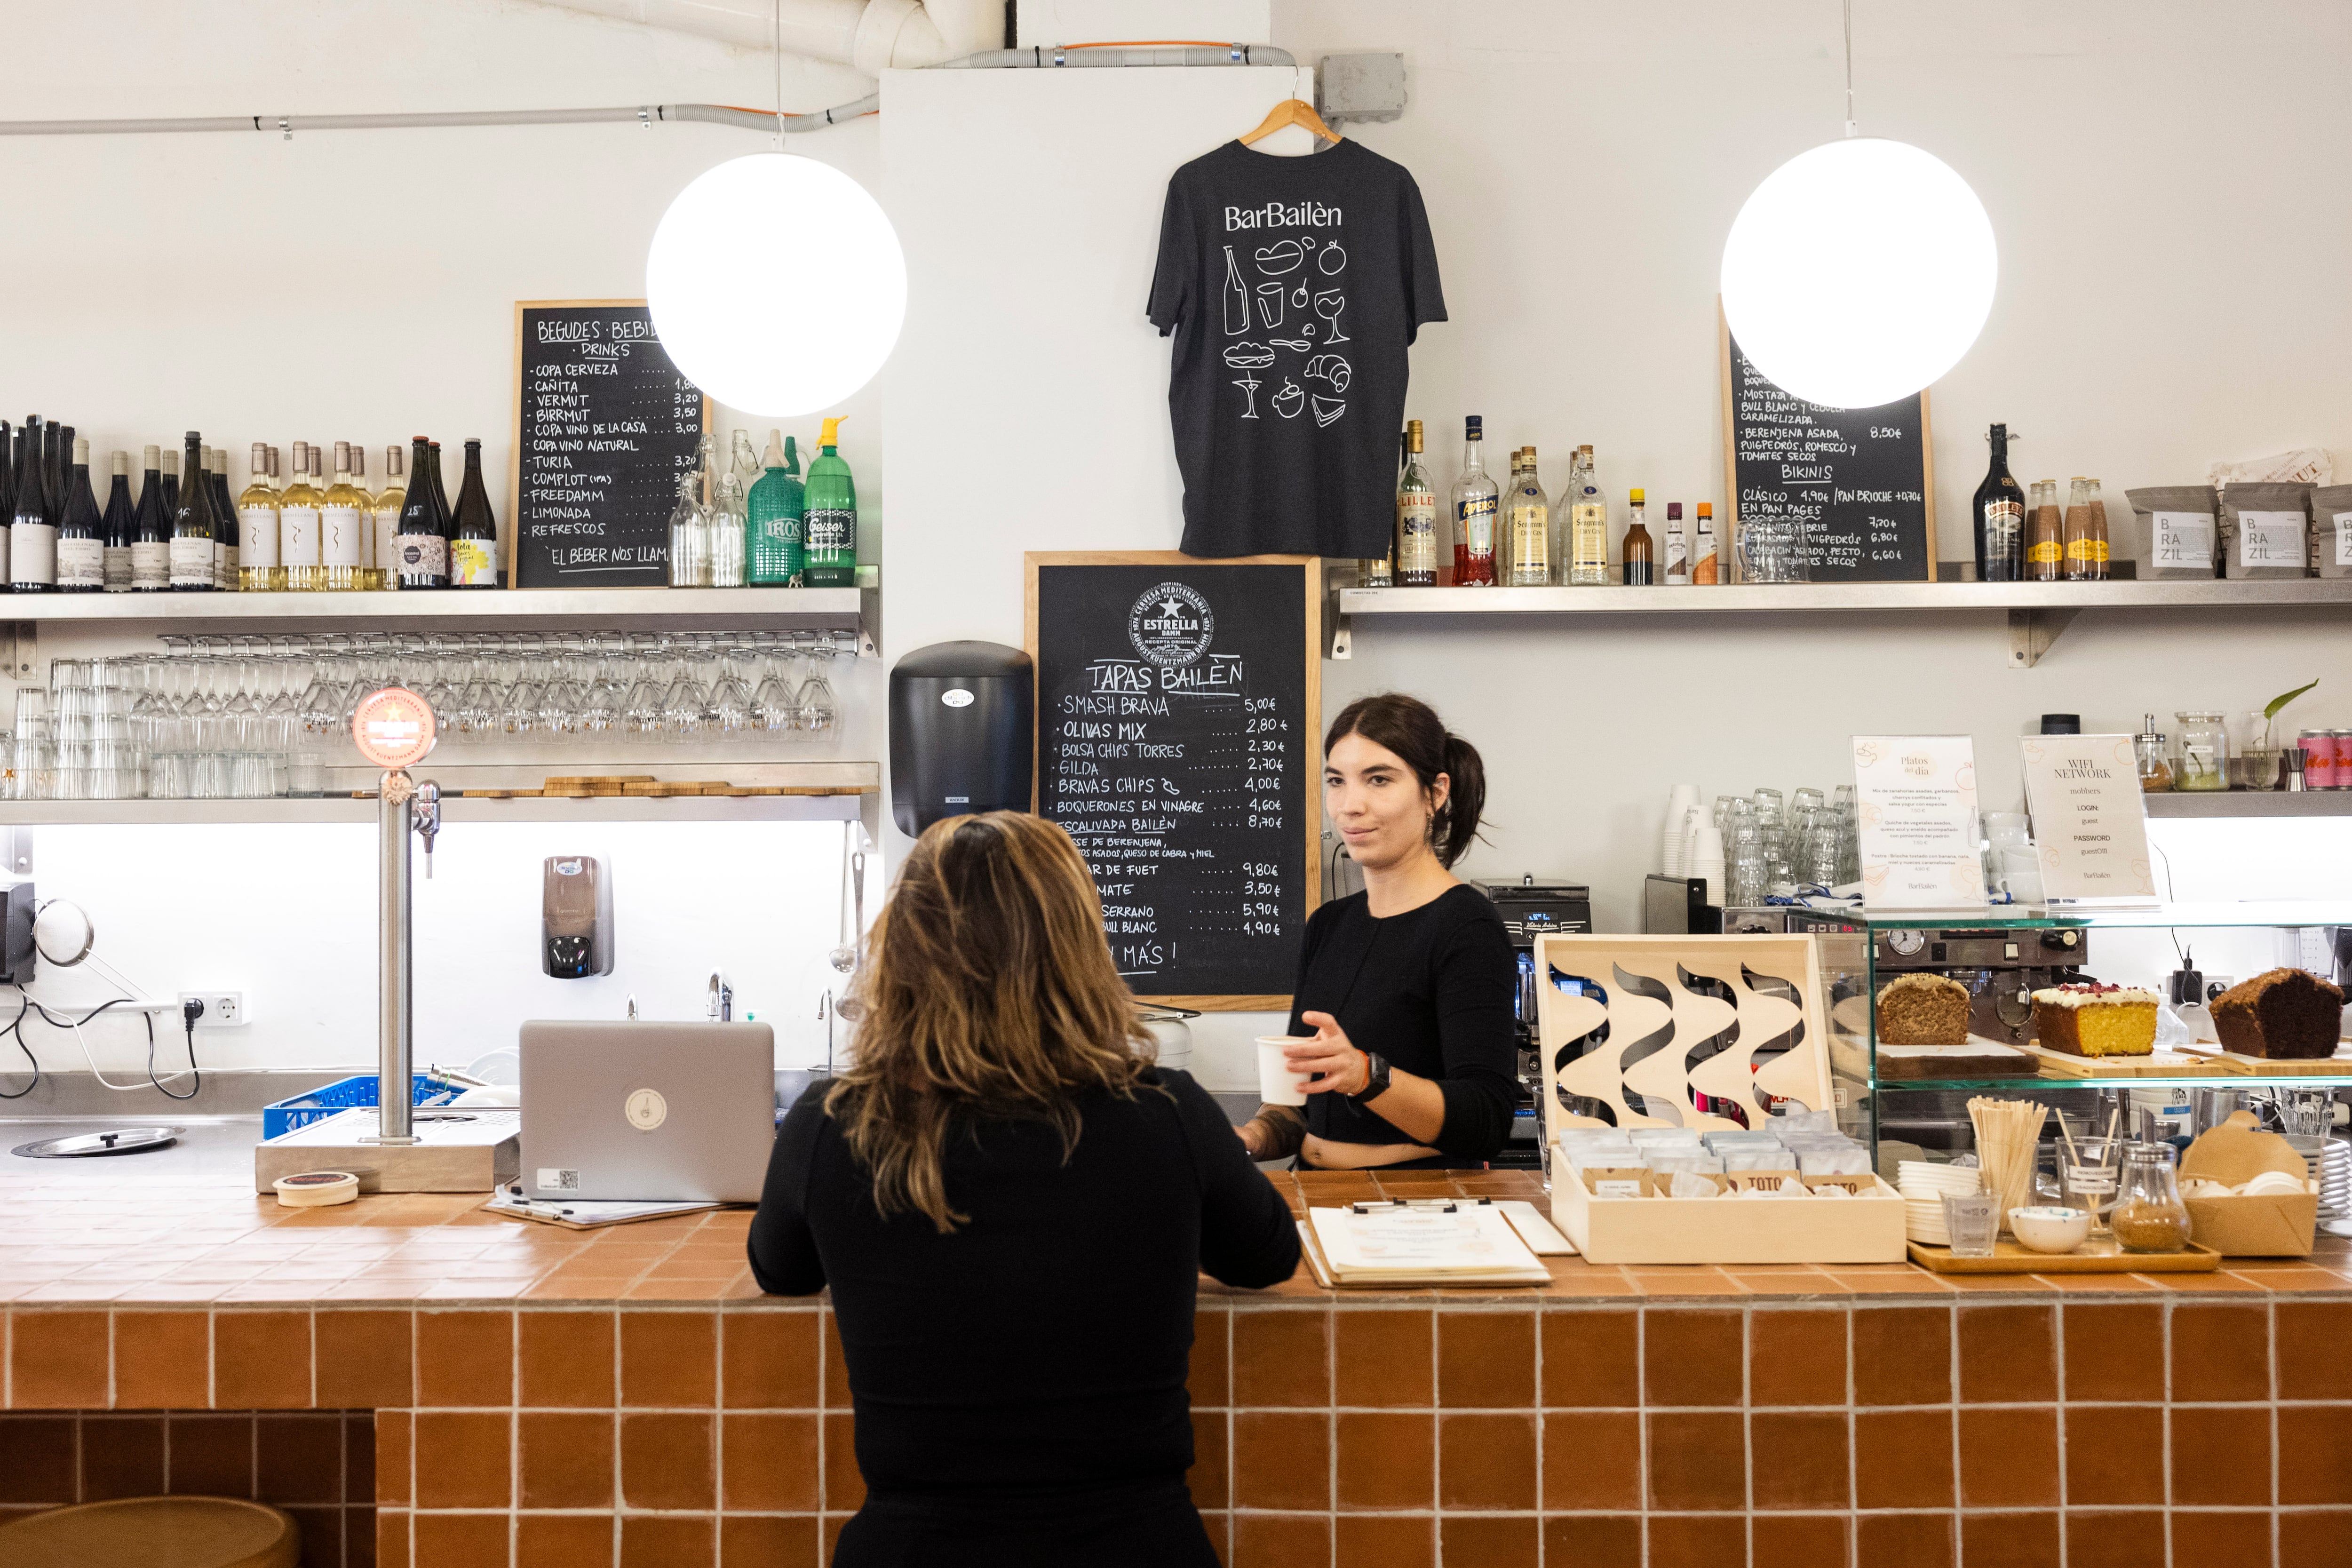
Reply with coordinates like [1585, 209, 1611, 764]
[179, 991, 247, 1027]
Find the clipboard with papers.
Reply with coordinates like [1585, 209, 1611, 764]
[1298, 1200, 1560, 1288]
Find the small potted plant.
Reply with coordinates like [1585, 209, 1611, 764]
[2237, 678, 2318, 790]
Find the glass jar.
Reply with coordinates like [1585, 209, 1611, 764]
[2135, 716, 2174, 792]
[2111, 1142, 2193, 1253]
[2173, 710, 2229, 792]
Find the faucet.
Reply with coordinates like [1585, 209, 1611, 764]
[367, 766, 443, 1146]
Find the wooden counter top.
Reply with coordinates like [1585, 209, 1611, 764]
[2, 1149, 2344, 1307]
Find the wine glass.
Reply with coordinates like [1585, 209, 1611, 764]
[753, 634, 802, 737]
[708, 637, 755, 744]
[579, 633, 623, 739]
[1313, 289, 1349, 345]
[799, 639, 838, 734]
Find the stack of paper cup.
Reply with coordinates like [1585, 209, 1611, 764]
[1661, 784, 1698, 876]
[1689, 826, 1725, 907]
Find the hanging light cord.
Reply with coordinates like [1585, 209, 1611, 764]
[1842, 0, 1857, 136]
[773, 0, 785, 149]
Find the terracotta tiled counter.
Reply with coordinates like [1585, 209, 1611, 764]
[2, 1163, 2348, 1568]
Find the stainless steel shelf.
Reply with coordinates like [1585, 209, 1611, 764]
[0, 793, 869, 826]
[2144, 792, 2352, 819]
[1336, 579, 2352, 616]
[0, 586, 872, 636]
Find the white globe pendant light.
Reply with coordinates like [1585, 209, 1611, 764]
[1718, 5, 1996, 409]
[646, 151, 908, 417]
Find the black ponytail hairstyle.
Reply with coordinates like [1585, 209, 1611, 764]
[1323, 693, 1487, 869]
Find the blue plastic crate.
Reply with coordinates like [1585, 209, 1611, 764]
[262, 1073, 467, 1140]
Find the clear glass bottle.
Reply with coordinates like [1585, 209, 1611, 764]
[667, 471, 707, 587]
[2173, 710, 2229, 792]
[1567, 446, 1609, 586]
[1505, 445, 1551, 586]
[373, 446, 407, 592]
[1449, 416, 1497, 586]
[321, 443, 367, 592]
[2065, 476, 2111, 581]
[280, 443, 322, 592]
[709, 470, 747, 588]
[1394, 421, 1437, 587]
[2024, 479, 2062, 582]
[238, 441, 280, 592]
[2111, 1143, 2193, 1253]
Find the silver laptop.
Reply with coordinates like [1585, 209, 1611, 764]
[519, 1020, 777, 1202]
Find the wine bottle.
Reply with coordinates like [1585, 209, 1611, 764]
[44, 422, 67, 522]
[159, 444, 180, 522]
[237, 441, 280, 592]
[55, 438, 102, 593]
[802, 418, 857, 587]
[395, 437, 448, 589]
[280, 446, 322, 591]
[101, 450, 135, 592]
[131, 445, 169, 591]
[0, 422, 13, 532]
[2, 419, 42, 591]
[348, 445, 373, 588]
[170, 431, 215, 590]
[373, 445, 407, 591]
[1972, 422, 2025, 583]
[321, 442, 367, 592]
[12, 423, 59, 592]
[449, 439, 501, 589]
[209, 447, 241, 590]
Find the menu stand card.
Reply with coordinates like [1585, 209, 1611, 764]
[1851, 735, 1986, 911]
[2020, 734, 2160, 907]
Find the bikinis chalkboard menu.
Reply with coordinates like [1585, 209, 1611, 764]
[509, 300, 709, 588]
[1719, 307, 1939, 582]
[1026, 553, 1321, 1010]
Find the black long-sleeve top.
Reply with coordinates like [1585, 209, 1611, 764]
[747, 1068, 1299, 1513]
[1284, 883, 1518, 1164]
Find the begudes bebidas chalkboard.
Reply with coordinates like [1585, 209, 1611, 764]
[1724, 324, 1936, 581]
[512, 302, 705, 588]
[1032, 560, 1313, 1003]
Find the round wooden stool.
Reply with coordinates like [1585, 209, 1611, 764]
[0, 1496, 299, 1568]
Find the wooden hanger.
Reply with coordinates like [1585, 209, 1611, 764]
[1240, 97, 1341, 147]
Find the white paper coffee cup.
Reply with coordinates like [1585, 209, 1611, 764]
[1255, 1035, 1312, 1106]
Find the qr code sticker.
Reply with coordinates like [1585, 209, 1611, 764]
[536, 1168, 581, 1192]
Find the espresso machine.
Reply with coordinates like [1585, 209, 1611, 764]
[1477, 877, 1593, 1167]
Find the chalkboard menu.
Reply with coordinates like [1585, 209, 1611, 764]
[1719, 312, 1939, 582]
[509, 300, 708, 589]
[1027, 554, 1321, 1009]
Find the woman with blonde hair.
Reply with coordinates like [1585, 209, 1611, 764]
[749, 810, 1298, 1567]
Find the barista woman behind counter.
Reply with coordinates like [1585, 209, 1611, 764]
[1238, 693, 1516, 1171]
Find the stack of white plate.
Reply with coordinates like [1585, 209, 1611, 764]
[1897, 1161, 1981, 1245]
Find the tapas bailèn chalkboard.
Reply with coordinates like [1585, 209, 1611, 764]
[1719, 307, 1939, 582]
[509, 300, 709, 589]
[1026, 554, 1321, 1010]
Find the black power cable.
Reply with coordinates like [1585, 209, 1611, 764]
[0, 992, 200, 1100]
[0, 992, 35, 1098]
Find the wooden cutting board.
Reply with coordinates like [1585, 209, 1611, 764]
[2023, 1045, 2236, 1079]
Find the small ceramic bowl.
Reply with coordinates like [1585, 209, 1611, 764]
[2008, 1205, 2092, 1254]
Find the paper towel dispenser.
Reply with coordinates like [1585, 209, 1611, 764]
[889, 641, 1033, 836]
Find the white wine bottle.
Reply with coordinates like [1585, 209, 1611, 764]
[238, 441, 280, 592]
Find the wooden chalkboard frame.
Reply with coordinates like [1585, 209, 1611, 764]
[508, 298, 714, 590]
[1717, 299, 1938, 583]
[1023, 551, 1322, 1012]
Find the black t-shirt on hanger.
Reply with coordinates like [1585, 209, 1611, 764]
[1147, 139, 1446, 559]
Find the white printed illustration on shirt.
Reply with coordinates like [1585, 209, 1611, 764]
[1236, 227, 1346, 428]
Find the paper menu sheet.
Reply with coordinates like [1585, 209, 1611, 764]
[1307, 1204, 1546, 1276]
[1851, 735, 1986, 910]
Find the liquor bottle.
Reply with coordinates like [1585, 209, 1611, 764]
[169, 431, 215, 590]
[55, 438, 102, 594]
[2064, 476, 2111, 581]
[279, 443, 323, 591]
[209, 448, 241, 590]
[1663, 502, 1690, 585]
[802, 418, 858, 587]
[747, 430, 805, 586]
[1394, 421, 1437, 587]
[237, 441, 279, 592]
[1693, 502, 1718, 584]
[158, 442, 180, 522]
[1567, 446, 1609, 586]
[131, 445, 169, 591]
[1502, 446, 1549, 586]
[101, 450, 135, 592]
[1449, 416, 1498, 586]
[1972, 422, 2024, 582]
[321, 443, 368, 591]
[394, 438, 446, 589]
[373, 445, 407, 591]
[1621, 489, 1656, 586]
[449, 439, 501, 588]
[4, 421, 44, 591]
[2025, 479, 2061, 583]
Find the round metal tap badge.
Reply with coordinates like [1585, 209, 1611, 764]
[353, 687, 437, 771]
